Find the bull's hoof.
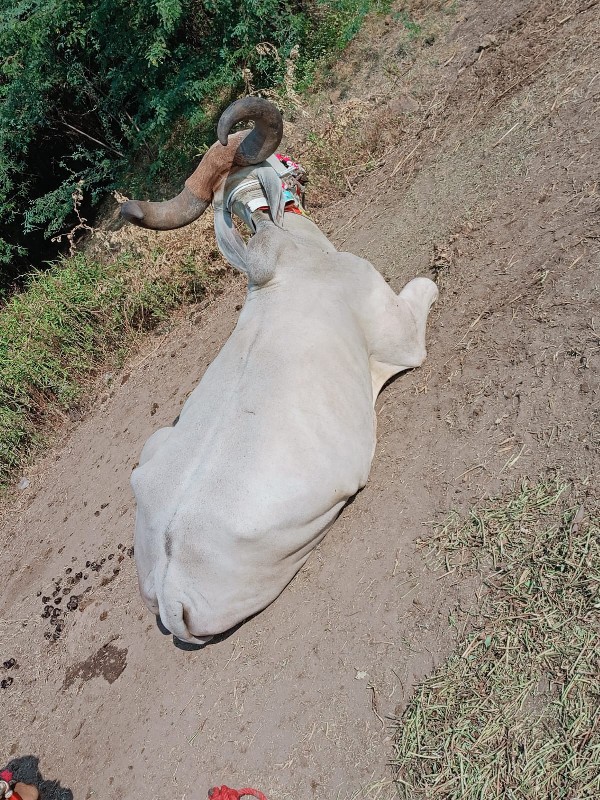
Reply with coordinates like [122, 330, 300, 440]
[155, 615, 170, 636]
[173, 636, 206, 651]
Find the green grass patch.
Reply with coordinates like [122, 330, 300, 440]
[0, 249, 212, 486]
[393, 479, 600, 798]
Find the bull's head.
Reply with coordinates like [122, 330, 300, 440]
[120, 97, 284, 232]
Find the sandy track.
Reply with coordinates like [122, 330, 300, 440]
[1, 1, 598, 798]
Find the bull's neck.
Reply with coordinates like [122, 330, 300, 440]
[279, 213, 337, 253]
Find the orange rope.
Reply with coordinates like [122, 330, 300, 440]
[208, 787, 268, 800]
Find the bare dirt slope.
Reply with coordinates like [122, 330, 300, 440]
[1, 1, 598, 798]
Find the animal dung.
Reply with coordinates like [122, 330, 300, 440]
[36, 547, 132, 642]
[0, 662, 16, 689]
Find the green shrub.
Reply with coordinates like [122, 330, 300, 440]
[0, 0, 378, 292]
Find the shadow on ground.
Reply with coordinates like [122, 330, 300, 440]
[6, 757, 72, 800]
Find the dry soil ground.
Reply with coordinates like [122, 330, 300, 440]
[1, 1, 598, 798]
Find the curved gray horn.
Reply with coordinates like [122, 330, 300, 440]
[120, 187, 209, 230]
[217, 97, 283, 166]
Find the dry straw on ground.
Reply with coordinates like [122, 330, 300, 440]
[393, 480, 600, 799]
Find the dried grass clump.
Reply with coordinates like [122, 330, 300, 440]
[287, 97, 398, 209]
[393, 479, 600, 799]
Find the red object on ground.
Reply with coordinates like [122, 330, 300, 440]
[208, 787, 268, 800]
[1, 771, 23, 800]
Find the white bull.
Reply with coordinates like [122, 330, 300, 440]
[122, 98, 437, 644]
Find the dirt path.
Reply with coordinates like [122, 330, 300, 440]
[1, 1, 598, 798]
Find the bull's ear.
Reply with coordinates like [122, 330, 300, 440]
[214, 204, 249, 274]
[212, 178, 249, 273]
[256, 165, 285, 227]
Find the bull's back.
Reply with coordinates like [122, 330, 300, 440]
[134, 271, 376, 526]
[131, 246, 384, 638]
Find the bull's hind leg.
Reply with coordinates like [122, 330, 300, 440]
[368, 276, 438, 399]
